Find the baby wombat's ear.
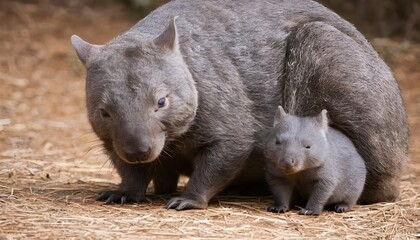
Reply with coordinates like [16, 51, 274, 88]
[153, 16, 180, 53]
[274, 105, 288, 126]
[70, 35, 102, 66]
[315, 109, 329, 130]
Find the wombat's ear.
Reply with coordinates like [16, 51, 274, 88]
[153, 16, 179, 53]
[274, 106, 287, 126]
[70, 35, 102, 66]
[316, 109, 329, 130]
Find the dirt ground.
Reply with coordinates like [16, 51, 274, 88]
[0, 1, 419, 239]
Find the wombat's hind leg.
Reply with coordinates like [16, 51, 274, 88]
[360, 176, 400, 204]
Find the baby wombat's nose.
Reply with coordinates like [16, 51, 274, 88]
[282, 157, 297, 170]
[123, 145, 151, 163]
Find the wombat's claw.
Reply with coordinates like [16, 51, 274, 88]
[298, 209, 319, 215]
[267, 204, 288, 213]
[165, 197, 207, 210]
[96, 189, 144, 204]
[334, 203, 350, 213]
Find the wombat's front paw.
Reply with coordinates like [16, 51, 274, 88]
[96, 189, 145, 204]
[165, 197, 208, 210]
[334, 203, 351, 213]
[298, 208, 320, 215]
[267, 203, 289, 213]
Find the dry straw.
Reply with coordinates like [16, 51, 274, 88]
[0, 1, 419, 239]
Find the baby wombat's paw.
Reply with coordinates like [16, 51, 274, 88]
[298, 208, 320, 216]
[267, 203, 289, 213]
[165, 197, 208, 210]
[334, 203, 351, 213]
[96, 189, 145, 204]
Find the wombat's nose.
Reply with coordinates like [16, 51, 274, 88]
[282, 157, 297, 170]
[123, 146, 151, 163]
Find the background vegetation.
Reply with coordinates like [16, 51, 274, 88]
[126, 0, 420, 41]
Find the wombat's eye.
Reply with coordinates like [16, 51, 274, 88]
[275, 140, 281, 145]
[305, 146, 311, 149]
[157, 97, 166, 108]
[99, 109, 110, 119]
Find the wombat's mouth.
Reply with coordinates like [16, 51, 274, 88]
[112, 141, 163, 164]
[282, 168, 299, 175]
[278, 164, 300, 175]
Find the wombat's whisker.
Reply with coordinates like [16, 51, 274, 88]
[98, 155, 112, 172]
[85, 144, 105, 153]
[161, 149, 171, 159]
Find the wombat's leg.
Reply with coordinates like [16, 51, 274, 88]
[298, 180, 335, 215]
[97, 152, 154, 204]
[360, 176, 400, 204]
[153, 166, 180, 195]
[265, 173, 293, 213]
[165, 143, 250, 210]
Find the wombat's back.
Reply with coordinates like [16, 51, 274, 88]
[125, 0, 385, 140]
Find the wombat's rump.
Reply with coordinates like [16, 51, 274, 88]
[70, 0, 408, 210]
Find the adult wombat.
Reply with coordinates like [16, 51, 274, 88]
[265, 106, 366, 215]
[70, 0, 408, 210]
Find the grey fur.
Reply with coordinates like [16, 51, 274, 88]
[70, 0, 408, 210]
[265, 107, 366, 215]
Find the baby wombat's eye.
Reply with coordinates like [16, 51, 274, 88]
[99, 108, 111, 119]
[275, 139, 281, 145]
[157, 97, 166, 108]
[305, 145, 311, 149]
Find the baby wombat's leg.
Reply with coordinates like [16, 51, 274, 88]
[165, 141, 250, 210]
[299, 180, 335, 215]
[334, 202, 352, 213]
[97, 152, 154, 204]
[265, 172, 293, 213]
[333, 185, 362, 213]
[334, 164, 366, 212]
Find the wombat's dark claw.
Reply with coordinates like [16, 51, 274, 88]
[165, 197, 207, 210]
[266, 204, 289, 213]
[96, 189, 144, 204]
[334, 203, 350, 213]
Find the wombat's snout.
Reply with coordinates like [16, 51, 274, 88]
[113, 134, 155, 164]
[279, 157, 298, 173]
[122, 145, 151, 163]
[112, 125, 163, 164]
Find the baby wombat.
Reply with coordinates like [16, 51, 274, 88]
[265, 106, 366, 215]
